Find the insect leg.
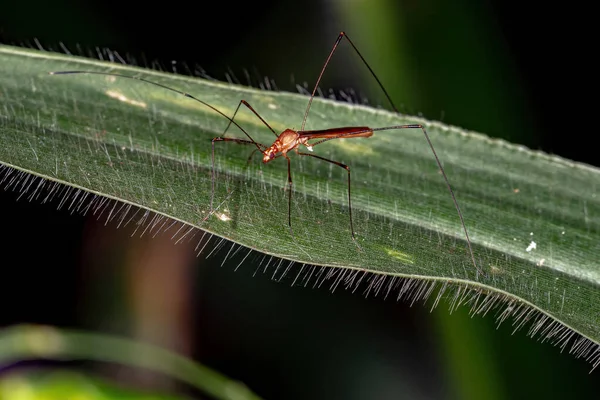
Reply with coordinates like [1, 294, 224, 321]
[285, 155, 294, 232]
[222, 100, 278, 137]
[301, 31, 395, 131]
[371, 124, 484, 277]
[211, 137, 267, 214]
[297, 151, 356, 241]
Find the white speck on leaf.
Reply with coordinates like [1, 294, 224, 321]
[536, 258, 545, 266]
[218, 213, 231, 222]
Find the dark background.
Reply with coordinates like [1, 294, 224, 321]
[0, 1, 596, 399]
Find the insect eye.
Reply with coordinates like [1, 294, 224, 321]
[270, 153, 275, 159]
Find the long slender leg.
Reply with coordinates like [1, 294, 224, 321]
[373, 125, 483, 276]
[296, 151, 356, 241]
[245, 148, 261, 165]
[222, 100, 278, 137]
[299, 33, 481, 275]
[221, 100, 245, 137]
[285, 155, 294, 232]
[211, 99, 279, 221]
[307, 123, 482, 275]
[306, 131, 482, 274]
[211, 137, 267, 214]
[301, 31, 396, 131]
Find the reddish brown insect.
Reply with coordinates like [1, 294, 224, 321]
[50, 32, 483, 276]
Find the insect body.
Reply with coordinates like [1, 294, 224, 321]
[264, 126, 373, 162]
[50, 31, 484, 276]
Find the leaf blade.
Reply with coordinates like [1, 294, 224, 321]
[1, 45, 599, 353]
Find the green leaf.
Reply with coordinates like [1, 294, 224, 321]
[1, 45, 599, 364]
[0, 324, 261, 400]
[1, 370, 188, 399]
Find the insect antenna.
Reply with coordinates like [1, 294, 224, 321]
[49, 70, 266, 154]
